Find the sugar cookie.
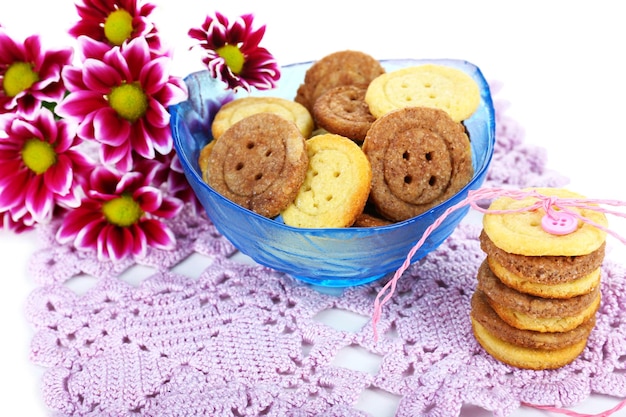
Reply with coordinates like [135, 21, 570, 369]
[281, 133, 372, 228]
[482, 188, 608, 256]
[211, 96, 314, 140]
[365, 63, 481, 122]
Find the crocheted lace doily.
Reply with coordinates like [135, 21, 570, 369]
[24, 84, 626, 417]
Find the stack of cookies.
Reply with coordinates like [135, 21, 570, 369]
[470, 187, 608, 370]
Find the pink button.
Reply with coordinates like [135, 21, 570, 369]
[541, 211, 578, 235]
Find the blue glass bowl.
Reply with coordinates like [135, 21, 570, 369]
[171, 59, 495, 287]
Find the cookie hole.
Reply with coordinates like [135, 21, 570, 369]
[235, 162, 244, 171]
[404, 175, 412, 185]
[530, 220, 541, 227]
[255, 173, 263, 181]
[265, 150, 272, 157]
[429, 94, 437, 99]
[305, 186, 312, 192]
[425, 152, 432, 161]
[402, 151, 410, 160]
[423, 82, 432, 88]
[312, 171, 319, 177]
[246, 142, 255, 149]
[333, 171, 341, 178]
[428, 176, 436, 186]
[326, 195, 333, 202]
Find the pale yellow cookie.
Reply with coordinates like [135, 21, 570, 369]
[281, 133, 372, 228]
[365, 64, 481, 122]
[212, 96, 314, 140]
[482, 188, 608, 256]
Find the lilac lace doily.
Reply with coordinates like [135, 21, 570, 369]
[24, 84, 626, 417]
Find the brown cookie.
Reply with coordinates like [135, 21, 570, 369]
[352, 212, 393, 228]
[295, 50, 385, 112]
[479, 230, 605, 287]
[205, 113, 308, 218]
[477, 260, 601, 332]
[312, 85, 375, 142]
[362, 106, 474, 222]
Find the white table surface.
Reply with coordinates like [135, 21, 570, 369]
[2, 1, 626, 415]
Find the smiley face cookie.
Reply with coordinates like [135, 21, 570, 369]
[204, 113, 308, 218]
[281, 133, 372, 228]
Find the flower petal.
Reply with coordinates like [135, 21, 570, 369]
[83, 58, 123, 93]
[93, 107, 130, 146]
[140, 218, 176, 250]
[56, 91, 107, 120]
[25, 176, 54, 222]
[44, 155, 73, 195]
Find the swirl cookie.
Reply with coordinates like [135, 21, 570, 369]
[211, 96, 314, 140]
[477, 260, 601, 333]
[204, 113, 308, 218]
[365, 64, 481, 122]
[470, 290, 595, 370]
[281, 133, 372, 228]
[295, 50, 385, 113]
[362, 106, 473, 222]
[482, 188, 608, 257]
[312, 85, 375, 142]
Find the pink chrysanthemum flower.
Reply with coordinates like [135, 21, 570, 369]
[0, 28, 73, 117]
[69, 0, 164, 52]
[55, 36, 187, 171]
[56, 166, 183, 261]
[0, 109, 93, 225]
[189, 12, 280, 91]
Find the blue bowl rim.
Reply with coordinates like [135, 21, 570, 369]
[171, 58, 495, 236]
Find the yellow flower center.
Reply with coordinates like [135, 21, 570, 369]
[102, 194, 143, 227]
[3, 62, 39, 97]
[108, 83, 148, 122]
[216, 44, 245, 74]
[103, 9, 134, 46]
[22, 138, 57, 175]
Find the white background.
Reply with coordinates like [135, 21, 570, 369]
[1, 1, 625, 416]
